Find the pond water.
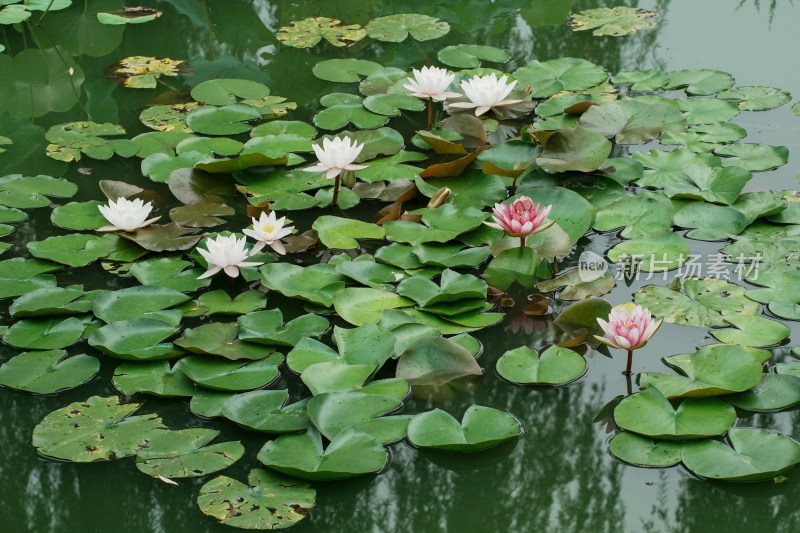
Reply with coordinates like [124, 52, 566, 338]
[1, 0, 800, 532]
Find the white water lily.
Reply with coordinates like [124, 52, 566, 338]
[303, 136, 369, 180]
[196, 234, 262, 280]
[97, 197, 160, 232]
[403, 66, 461, 101]
[449, 73, 523, 116]
[242, 211, 295, 255]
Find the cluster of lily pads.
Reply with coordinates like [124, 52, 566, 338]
[2, 4, 800, 530]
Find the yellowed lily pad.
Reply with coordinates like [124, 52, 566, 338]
[277, 17, 366, 48]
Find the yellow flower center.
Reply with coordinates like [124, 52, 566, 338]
[261, 223, 276, 233]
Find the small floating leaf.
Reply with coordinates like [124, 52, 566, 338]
[105, 56, 190, 89]
[136, 428, 243, 478]
[113, 360, 195, 397]
[177, 354, 283, 391]
[365, 14, 449, 42]
[568, 7, 658, 36]
[97, 7, 161, 25]
[666, 69, 735, 95]
[397, 337, 482, 386]
[437, 44, 510, 69]
[608, 432, 683, 467]
[496, 345, 586, 385]
[222, 389, 310, 433]
[45, 121, 138, 162]
[407, 405, 521, 451]
[307, 391, 411, 444]
[717, 86, 791, 111]
[277, 17, 365, 48]
[312, 58, 382, 83]
[0, 349, 98, 394]
[711, 315, 790, 347]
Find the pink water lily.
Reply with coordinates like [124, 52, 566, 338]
[595, 303, 663, 374]
[484, 196, 554, 247]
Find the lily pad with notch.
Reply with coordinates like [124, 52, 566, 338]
[711, 315, 790, 347]
[406, 405, 521, 452]
[177, 353, 284, 391]
[92, 285, 189, 323]
[260, 263, 345, 308]
[175, 323, 271, 360]
[365, 13, 449, 42]
[10, 286, 92, 317]
[608, 432, 683, 467]
[496, 345, 586, 385]
[113, 360, 196, 397]
[136, 428, 243, 479]
[221, 389, 310, 433]
[726, 373, 800, 412]
[238, 309, 329, 347]
[89, 317, 182, 360]
[307, 391, 411, 444]
[0, 349, 99, 394]
[3, 316, 88, 350]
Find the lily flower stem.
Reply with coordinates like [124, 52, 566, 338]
[510, 178, 517, 197]
[625, 372, 633, 396]
[519, 236, 526, 248]
[332, 175, 341, 206]
[625, 350, 633, 375]
[427, 97, 434, 130]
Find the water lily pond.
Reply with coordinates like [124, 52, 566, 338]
[1, 0, 800, 531]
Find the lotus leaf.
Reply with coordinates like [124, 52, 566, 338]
[608, 432, 683, 467]
[136, 428, 243, 479]
[128, 257, 211, 293]
[238, 309, 328, 346]
[407, 405, 521, 452]
[333, 287, 414, 326]
[312, 58, 382, 83]
[260, 263, 345, 307]
[307, 391, 411, 444]
[0, 349, 98, 394]
[113, 360, 196, 397]
[365, 13, 449, 42]
[727, 374, 800, 411]
[611, 69, 668, 91]
[714, 143, 789, 172]
[496, 345, 586, 385]
[194, 289, 266, 315]
[514, 58, 608, 98]
[711, 315, 790, 347]
[222, 389, 310, 433]
[437, 44, 509, 69]
[665, 69, 735, 95]
[3, 316, 87, 350]
[607, 231, 689, 271]
[89, 318, 182, 360]
[175, 323, 271, 360]
[10, 286, 92, 317]
[177, 354, 283, 391]
[717, 86, 791, 111]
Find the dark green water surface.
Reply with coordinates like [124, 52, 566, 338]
[1, 1, 800, 532]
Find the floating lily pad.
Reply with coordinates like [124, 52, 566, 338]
[10, 286, 92, 317]
[169, 202, 234, 228]
[0, 174, 77, 208]
[194, 289, 266, 316]
[437, 44, 510, 69]
[717, 86, 791, 111]
[714, 143, 789, 172]
[335, 257, 409, 288]
[333, 287, 414, 326]
[136, 428, 243, 479]
[313, 93, 387, 130]
[222, 389, 310, 433]
[89, 318, 182, 360]
[0, 258, 59, 299]
[105, 56, 189, 89]
[634, 278, 758, 327]
[32, 395, 166, 462]
[711, 315, 790, 347]
[175, 323, 269, 360]
[536, 127, 612, 173]
[640, 344, 764, 398]
[727, 374, 800, 412]
[3, 316, 87, 350]
[189, 390, 237, 418]
[113, 360, 196, 397]
[238, 309, 328, 347]
[407, 405, 521, 452]
[664, 165, 751, 206]
[536, 268, 615, 300]
[396, 337, 482, 386]
[484, 246, 542, 290]
[579, 99, 666, 144]
[607, 231, 689, 271]
[177, 354, 283, 391]
[363, 93, 426, 116]
[92, 285, 189, 323]
[198, 469, 315, 529]
[681, 428, 800, 482]
[594, 196, 671, 237]
[614, 387, 735, 440]
[632, 148, 722, 188]
[612, 69, 668, 92]
[45, 121, 138, 162]
[312, 216, 385, 249]
[514, 58, 608, 98]
[286, 323, 395, 374]
[260, 263, 345, 307]
[191, 78, 270, 105]
[258, 427, 386, 481]
[365, 13, 449, 42]
[277, 17, 365, 48]
[673, 201, 748, 240]
[129, 257, 211, 293]
[140, 103, 199, 133]
[186, 104, 261, 135]
[312, 58, 382, 83]
[608, 432, 683, 467]
[568, 7, 657, 36]
[0, 349, 98, 394]
[496, 345, 586, 385]
[307, 391, 411, 444]
[397, 269, 486, 308]
[666, 69, 735, 95]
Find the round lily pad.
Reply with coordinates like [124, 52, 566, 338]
[681, 428, 800, 482]
[406, 405, 522, 452]
[711, 315, 790, 347]
[3, 316, 87, 350]
[136, 428, 244, 479]
[726, 374, 800, 411]
[608, 432, 683, 467]
[496, 345, 586, 385]
[197, 469, 315, 529]
[665, 69, 735, 95]
[32, 395, 166, 462]
[312, 58, 382, 83]
[0, 349, 98, 394]
[113, 360, 196, 397]
[717, 86, 791, 111]
[365, 14, 449, 42]
[92, 285, 189, 323]
[177, 354, 283, 391]
[257, 427, 387, 480]
[89, 318, 182, 360]
[174, 322, 269, 360]
[307, 391, 411, 444]
[607, 231, 689, 271]
[437, 44, 510, 69]
[396, 337, 482, 386]
[9, 286, 92, 317]
[221, 389, 310, 433]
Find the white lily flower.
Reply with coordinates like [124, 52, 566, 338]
[303, 136, 369, 180]
[97, 197, 161, 232]
[449, 73, 523, 116]
[403, 66, 461, 101]
[242, 211, 295, 256]
[196, 234, 262, 280]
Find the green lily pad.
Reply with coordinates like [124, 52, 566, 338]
[514, 58, 608, 98]
[634, 278, 758, 327]
[664, 165, 751, 206]
[51, 200, 107, 230]
[666, 69, 735, 95]
[136, 428, 243, 479]
[673, 201, 748, 241]
[334, 257, 409, 288]
[301, 361, 391, 396]
[607, 231, 689, 271]
[277, 16, 365, 48]
[496, 345, 586, 385]
[128, 257, 211, 293]
[191, 78, 270, 105]
[0, 349, 98, 394]
[32, 395, 166, 462]
[484, 246, 542, 290]
[406, 405, 521, 452]
[198, 469, 315, 529]
[312, 58, 382, 83]
[437, 44, 510, 69]
[681, 428, 800, 482]
[727, 373, 800, 412]
[333, 287, 414, 326]
[632, 148, 722, 188]
[579, 99, 666, 144]
[175, 323, 270, 360]
[397, 269, 486, 308]
[396, 337, 482, 386]
[612, 69, 668, 91]
[258, 427, 386, 481]
[313, 216, 385, 249]
[717, 86, 791, 111]
[260, 263, 345, 307]
[313, 93, 388, 130]
[89, 318, 182, 360]
[363, 93, 426, 116]
[307, 391, 411, 444]
[9, 286, 91, 317]
[286, 323, 395, 374]
[640, 344, 765, 398]
[614, 387, 735, 440]
[238, 309, 329, 346]
[3, 47, 85, 117]
[177, 354, 283, 391]
[0, 258, 59, 299]
[711, 315, 791, 347]
[27, 234, 112, 267]
[3, 316, 87, 350]
[365, 13, 449, 42]
[568, 7, 657, 36]
[141, 151, 207, 183]
[608, 432, 683, 467]
[714, 143, 789, 172]
[222, 389, 310, 433]
[113, 360, 196, 397]
[169, 202, 234, 228]
[594, 196, 671, 237]
[194, 289, 266, 316]
[186, 104, 261, 135]
[678, 97, 740, 125]
[92, 286, 189, 323]
[139, 103, 199, 133]
[189, 390, 237, 418]
[97, 7, 161, 25]
[536, 127, 612, 174]
[45, 121, 138, 162]
[0, 174, 77, 208]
